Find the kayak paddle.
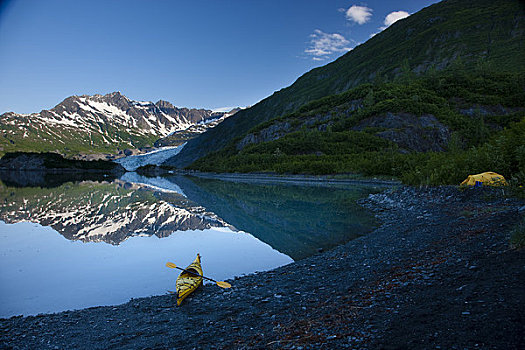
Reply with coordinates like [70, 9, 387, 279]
[165, 262, 232, 289]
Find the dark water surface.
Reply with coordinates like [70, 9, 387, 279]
[0, 172, 385, 317]
[172, 175, 382, 260]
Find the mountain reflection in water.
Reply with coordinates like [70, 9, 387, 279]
[0, 178, 232, 245]
[169, 175, 381, 260]
[0, 174, 382, 260]
[0, 173, 384, 316]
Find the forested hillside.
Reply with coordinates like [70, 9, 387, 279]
[188, 68, 525, 185]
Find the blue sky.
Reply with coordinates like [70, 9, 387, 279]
[0, 0, 440, 114]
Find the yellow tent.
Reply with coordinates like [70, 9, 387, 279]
[460, 172, 508, 187]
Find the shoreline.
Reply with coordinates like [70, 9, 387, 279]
[178, 171, 401, 187]
[1, 186, 524, 349]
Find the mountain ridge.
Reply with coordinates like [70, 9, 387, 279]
[0, 91, 236, 158]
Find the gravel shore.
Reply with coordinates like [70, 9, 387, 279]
[1, 186, 524, 349]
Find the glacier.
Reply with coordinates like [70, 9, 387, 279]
[115, 143, 185, 171]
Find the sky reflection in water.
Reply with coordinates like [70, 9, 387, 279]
[0, 221, 291, 317]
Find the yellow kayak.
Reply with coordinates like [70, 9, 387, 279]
[175, 254, 203, 306]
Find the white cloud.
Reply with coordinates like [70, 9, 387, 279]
[345, 5, 373, 25]
[305, 29, 353, 60]
[381, 10, 410, 29]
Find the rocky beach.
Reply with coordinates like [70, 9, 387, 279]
[1, 185, 524, 349]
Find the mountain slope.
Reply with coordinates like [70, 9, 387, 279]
[0, 92, 233, 157]
[167, 0, 525, 167]
[187, 69, 525, 185]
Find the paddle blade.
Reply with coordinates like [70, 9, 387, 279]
[216, 281, 231, 289]
[166, 262, 177, 269]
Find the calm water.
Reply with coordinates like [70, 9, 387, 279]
[0, 172, 384, 317]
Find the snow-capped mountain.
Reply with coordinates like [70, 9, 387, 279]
[0, 92, 236, 157]
[153, 107, 239, 147]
